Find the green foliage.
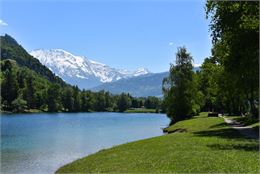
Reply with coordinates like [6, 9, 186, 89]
[47, 84, 61, 112]
[206, 1, 259, 117]
[72, 86, 81, 112]
[144, 96, 161, 109]
[11, 96, 27, 112]
[163, 47, 198, 123]
[118, 93, 131, 112]
[1, 60, 19, 110]
[93, 91, 107, 111]
[62, 87, 74, 112]
[80, 90, 93, 112]
[24, 75, 36, 108]
[198, 57, 223, 112]
[125, 108, 156, 113]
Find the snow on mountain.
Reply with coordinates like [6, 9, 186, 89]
[133, 67, 150, 76]
[30, 49, 151, 89]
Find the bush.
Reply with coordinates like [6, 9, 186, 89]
[11, 97, 27, 112]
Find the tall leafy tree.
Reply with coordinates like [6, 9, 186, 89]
[163, 47, 194, 123]
[206, 1, 259, 117]
[11, 96, 27, 112]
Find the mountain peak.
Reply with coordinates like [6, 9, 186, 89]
[133, 67, 150, 76]
[30, 49, 151, 89]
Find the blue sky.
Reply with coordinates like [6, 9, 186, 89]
[0, 0, 211, 73]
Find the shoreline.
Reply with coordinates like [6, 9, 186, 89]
[55, 112, 259, 173]
[0, 109, 163, 115]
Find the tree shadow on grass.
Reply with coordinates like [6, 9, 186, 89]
[209, 122, 229, 129]
[193, 127, 255, 140]
[166, 128, 187, 134]
[208, 143, 259, 151]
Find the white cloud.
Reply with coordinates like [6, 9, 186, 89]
[0, 20, 8, 26]
[168, 42, 173, 46]
[193, 63, 201, 67]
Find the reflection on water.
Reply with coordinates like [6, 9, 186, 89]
[1, 112, 169, 174]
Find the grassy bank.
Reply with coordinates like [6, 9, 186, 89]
[125, 108, 157, 113]
[0, 109, 44, 114]
[56, 112, 259, 173]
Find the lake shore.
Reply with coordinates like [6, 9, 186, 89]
[56, 112, 259, 173]
[1, 108, 162, 114]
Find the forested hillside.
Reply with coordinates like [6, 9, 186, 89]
[0, 34, 66, 86]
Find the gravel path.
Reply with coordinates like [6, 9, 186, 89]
[221, 116, 259, 140]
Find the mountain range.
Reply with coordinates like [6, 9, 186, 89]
[30, 49, 150, 89]
[92, 72, 169, 97]
[1, 34, 200, 98]
[30, 49, 201, 97]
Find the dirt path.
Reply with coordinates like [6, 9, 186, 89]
[220, 116, 259, 140]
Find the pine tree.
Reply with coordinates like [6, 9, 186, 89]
[1, 61, 18, 110]
[47, 84, 61, 112]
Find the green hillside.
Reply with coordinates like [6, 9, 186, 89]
[0, 34, 66, 86]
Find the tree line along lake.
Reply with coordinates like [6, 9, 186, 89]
[1, 112, 169, 174]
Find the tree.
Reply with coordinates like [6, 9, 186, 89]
[131, 98, 140, 108]
[144, 96, 160, 109]
[62, 87, 74, 112]
[93, 91, 106, 111]
[206, 1, 259, 117]
[80, 90, 92, 112]
[11, 96, 27, 112]
[47, 84, 61, 112]
[199, 57, 221, 112]
[118, 93, 131, 112]
[24, 74, 36, 108]
[1, 61, 18, 110]
[72, 86, 81, 112]
[163, 47, 194, 123]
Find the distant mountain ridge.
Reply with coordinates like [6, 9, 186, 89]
[92, 72, 169, 97]
[30, 49, 150, 89]
[92, 67, 201, 97]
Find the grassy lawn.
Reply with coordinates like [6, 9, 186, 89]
[125, 108, 157, 113]
[56, 112, 259, 173]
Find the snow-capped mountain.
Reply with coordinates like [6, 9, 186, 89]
[30, 49, 150, 89]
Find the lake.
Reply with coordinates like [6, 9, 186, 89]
[1, 112, 169, 174]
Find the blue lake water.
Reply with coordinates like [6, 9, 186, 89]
[1, 112, 169, 174]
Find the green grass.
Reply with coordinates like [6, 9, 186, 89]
[56, 112, 259, 173]
[125, 108, 157, 113]
[24, 109, 44, 113]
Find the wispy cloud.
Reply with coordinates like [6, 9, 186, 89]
[0, 20, 8, 26]
[193, 63, 201, 67]
[168, 42, 173, 46]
